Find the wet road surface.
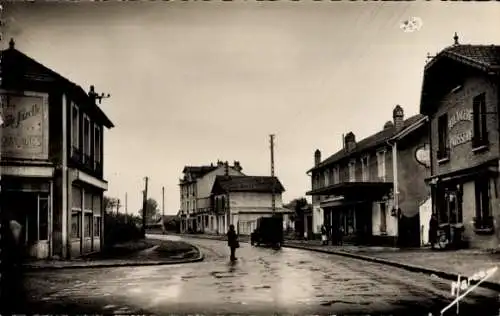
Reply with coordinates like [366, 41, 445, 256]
[24, 235, 500, 315]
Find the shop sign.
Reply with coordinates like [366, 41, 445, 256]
[448, 108, 473, 148]
[415, 143, 430, 168]
[0, 91, 49, 160]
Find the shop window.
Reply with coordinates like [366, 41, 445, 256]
[474, 178, 493, 231]
[72, 186, 82, 210]
[379, 202, 387, 233]
[84, 191, 93, 211]
[472, 93, 488, 149]
[71, 212, 82, 238]
[93, 195, 102, 215]
[446, 190, 463, 224]
[437, 114, 449, 161]
[84, 213, 92, 237]
[94, 216, 102, 237]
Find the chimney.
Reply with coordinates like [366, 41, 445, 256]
[344, 132, 356, 151]
[383, 121, 394, 130]
[224, 161, 229, 176]
[233, 161, 242, 172]
[314, 149, 321, 166]
[393, 105, 404, 131]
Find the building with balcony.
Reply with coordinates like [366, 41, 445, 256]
[210, 175, 286, 235]
[178, 160, 244, 233]
[306, 105, 430, 247]
[420, 34, 500, 249]
[1, 39, 114, 259]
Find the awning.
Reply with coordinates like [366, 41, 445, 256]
[426, 159, 499, 185]
[306, 181, 392, 197]
[320, 196, 368, 208]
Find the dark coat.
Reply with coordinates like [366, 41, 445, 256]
[227, 229, 238, 248]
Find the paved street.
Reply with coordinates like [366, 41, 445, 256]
[24, 235, 500, 315]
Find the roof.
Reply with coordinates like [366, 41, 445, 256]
[211, 175, 285, 194]
[425, 44, 500, 73]
[421, 44, 500, 115]
[309, 114, 425, 173]
[1, 45, 114, 128]
[182, 165, 218, 175]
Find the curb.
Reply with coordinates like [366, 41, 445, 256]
[283, 243, 500, 292]
[24, 245, 205, 271]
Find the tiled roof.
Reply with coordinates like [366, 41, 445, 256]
[213, 175, 285, 194]
[1, 47, 114, 128]
[425, 44, 500, 72]
[311, 114, 424, 172]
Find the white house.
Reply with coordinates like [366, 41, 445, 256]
[210, 175, 286, 235]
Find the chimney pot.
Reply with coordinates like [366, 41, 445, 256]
[393, 105, 404, 131]
[344, 132, 356, 151]
[314, 149, 321, 166]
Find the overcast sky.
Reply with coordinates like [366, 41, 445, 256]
[3, 1, 500, 215]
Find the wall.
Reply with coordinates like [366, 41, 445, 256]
[430, 76, 499, 176]
[397, 128, 431, 218]
[196, 166, 245, 203]
[371, 200, 398, 237]
[312, 205, 323, 234]
[229, 192, 283, 210]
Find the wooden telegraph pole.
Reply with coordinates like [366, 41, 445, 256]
[270, 134, 276, 215]
[162, 186, 165, 234]
[141, 177, 149, 237]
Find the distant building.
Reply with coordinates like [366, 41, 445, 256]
[306, 105, 429, 247]
[1, 39, 114, 259]
[178, 160, 244, 233]
[420, 35, 500, 249]
[210, 175, 286, 235]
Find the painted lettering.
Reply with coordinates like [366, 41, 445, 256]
[450, 266, 498, 296]
[448, 108, 473, 131]
[449, 130, 473, 147]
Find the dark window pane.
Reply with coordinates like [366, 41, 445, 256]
[39, 197, 49, 241]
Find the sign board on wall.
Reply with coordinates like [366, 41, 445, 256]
[448, 108, 473, 148]
[415, 143, 431, 168]
[0, 90, 49, 160]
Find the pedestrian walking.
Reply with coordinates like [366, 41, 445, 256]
[227, 224, 239, 261]
[321, 225, 328, 245]
[429, 214, 438, 249]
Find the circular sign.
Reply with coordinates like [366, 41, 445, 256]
[415, 144, 431, 168]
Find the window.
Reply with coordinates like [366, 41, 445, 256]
[437, 114, 449, 160]
[376, 151, 386, 181]
[379, 202, 387, 233]
[333, 166, 340, 184]
[474, 178, 492, 230]
[84, 213, 92, 237]
[93, 195, 102, 215]
[94, 124, 101, 167]
[446, 190, 463, 224]
[71, 103, 79, 154]
[71, 212, 82, 238]
[83, 114, 91, 157]
[324, 170, 330, 186]
[39, 196, 49, 241]
[93, 216, 102, 237]
[472, 93, 488, 149]
[348, 160, 356, 182]
[361, 156, 369, 182]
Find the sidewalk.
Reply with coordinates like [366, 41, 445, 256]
[24, 239, 204, 270]
[177, 233, 500, 291]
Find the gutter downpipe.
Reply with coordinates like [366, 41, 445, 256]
[386, 138, 399, 247]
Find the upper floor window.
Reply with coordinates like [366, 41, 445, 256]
[376, 150, 386, 181]
[437, 114, 449, 161]
[71, 103, 79, 153]
[83, 114, 91, 157]
[324, 170, 330, 186]
[333, 166, 340, 184]
[361, 155, 369, 182]
[94, 124, 101, 165]
[348, 160, 356, 182]
[472, 93, 488, 149]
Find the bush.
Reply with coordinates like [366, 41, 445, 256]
[104, 212, 143, 246]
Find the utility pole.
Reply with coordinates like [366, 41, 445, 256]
[141, 177, 149, 237]
[270, 134, 276, 215]
[162, 186, 165, 234]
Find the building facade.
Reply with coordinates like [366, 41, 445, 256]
[178, 160, 244, 233]
[1, 40, 114, 259]
[420, 37, 500, 249]
[211, 175, 286, 235]
[306, 105, 430, 247]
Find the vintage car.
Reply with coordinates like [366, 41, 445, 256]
[250, 215, 284, 249]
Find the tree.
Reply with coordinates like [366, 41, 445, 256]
[284, 197, 308, 238]
[139, 198, 160, 224]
